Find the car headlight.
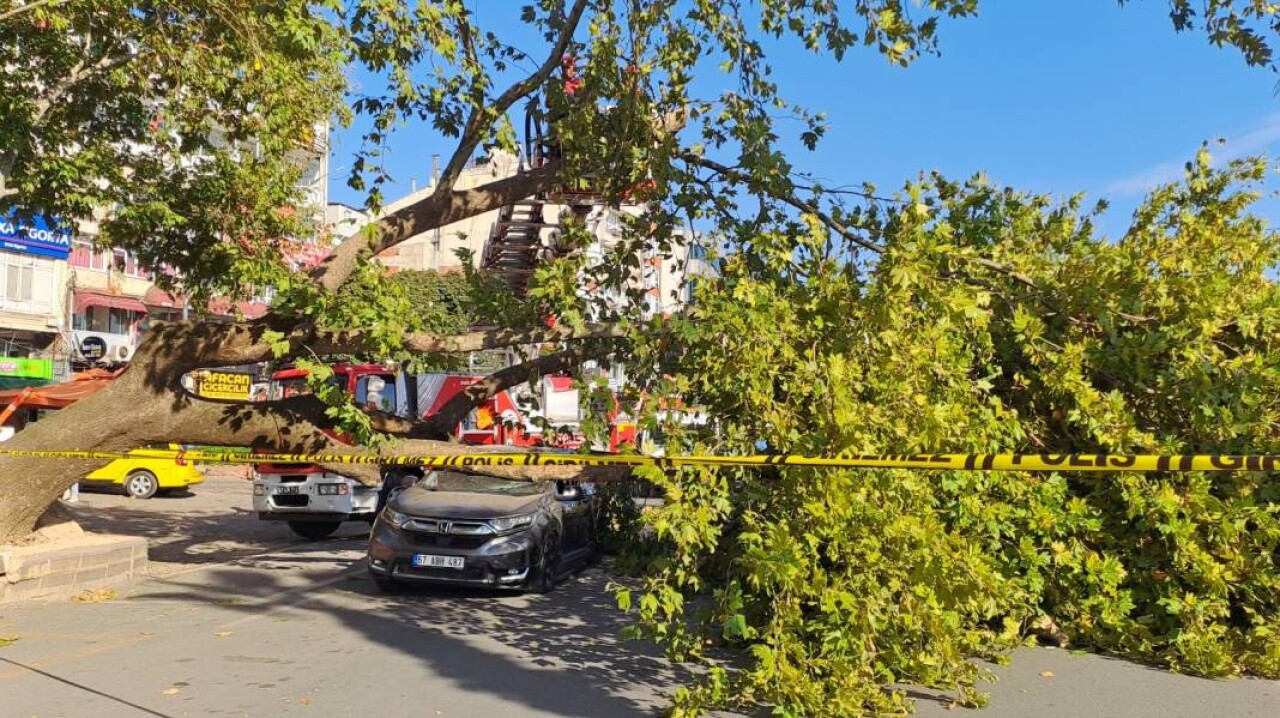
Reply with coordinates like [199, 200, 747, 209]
[488, 513, 535, 534]
[381, 507, 410, 529]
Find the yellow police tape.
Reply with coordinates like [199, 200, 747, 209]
[0, 448, 1278, 472]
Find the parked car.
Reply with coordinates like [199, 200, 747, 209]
[80, 448, 206, 499]
[367, 471, 596, 592]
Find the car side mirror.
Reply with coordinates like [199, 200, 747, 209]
[554, 482, 582, 501]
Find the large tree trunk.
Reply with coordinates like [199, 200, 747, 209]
[0, 319, 629, 541]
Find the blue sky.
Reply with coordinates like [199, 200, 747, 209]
[328, 2, 1280, 238]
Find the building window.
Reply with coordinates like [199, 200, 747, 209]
[71, 240, 109, 270]
[71, 240, 146, 276]
[71, 241, 93, 268]
[108, 308, 134, 334]
[5, 264, 32, 301]
[73, 306, 140, 335]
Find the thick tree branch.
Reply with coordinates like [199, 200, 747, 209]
[134, 316, 308, 390]
[31, 49, 134, 128]
[436, 0, 589, 192]
[400, 322, 626, 355]
[309, 161, 561, 293]
[137, 315, 627, 381]
[290, 320, 626, 362]
[304, 0, 589, 297]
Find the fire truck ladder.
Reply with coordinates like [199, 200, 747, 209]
[481, 98, 609, 294]
[480, 199, 551, 294]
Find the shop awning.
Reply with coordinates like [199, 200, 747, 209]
[0, 369, 120, 411]
[74, 292, 149, 315]
[143, 285, 185, 309]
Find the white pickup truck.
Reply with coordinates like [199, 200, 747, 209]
[251, 463, 385, 539]
[252, 365, 411, 539]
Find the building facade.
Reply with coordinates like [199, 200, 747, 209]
[0, 213, 72, 386]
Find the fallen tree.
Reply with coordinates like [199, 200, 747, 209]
[5, 2, 1280, 716]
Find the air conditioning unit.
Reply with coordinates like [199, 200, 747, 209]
[72, 330, 136, 364]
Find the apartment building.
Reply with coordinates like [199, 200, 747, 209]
[0, 214, 72, 386]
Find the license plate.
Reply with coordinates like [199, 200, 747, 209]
[412, 554, 464, 569]
[273, 485, 302, 495]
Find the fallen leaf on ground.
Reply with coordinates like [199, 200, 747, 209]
[162, 688, 181, 696]
[72, 589, 117, 603]
[300, 695, 313, 706]
[0, 636, 17, 648]
[1039, 671, 1055, 678]
[221, 597, 245, 605]
[215, 631, 232, 638]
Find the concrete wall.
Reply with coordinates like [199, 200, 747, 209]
[0, 533, 148, 604]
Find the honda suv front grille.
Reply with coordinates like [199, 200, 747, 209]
[404, 517, 493, 536]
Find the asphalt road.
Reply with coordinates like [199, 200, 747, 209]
[1, 472, 1278, 717]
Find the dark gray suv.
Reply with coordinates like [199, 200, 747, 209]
[367, 471, 597, 592]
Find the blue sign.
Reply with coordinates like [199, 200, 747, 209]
[0, 213, 73, 260]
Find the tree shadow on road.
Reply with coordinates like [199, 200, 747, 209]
[65, 501, 369, 570]
[56, 477, 696, 716]
[135, 559, 691, 718]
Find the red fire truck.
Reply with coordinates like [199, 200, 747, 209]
[252, 366, 635, 539]
[415, 373, 636, 451]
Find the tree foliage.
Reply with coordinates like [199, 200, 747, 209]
[619, 152, 1280, 715]
[0, 0, 346, 298]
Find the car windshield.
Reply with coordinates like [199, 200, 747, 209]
[422, 471, 544, 496]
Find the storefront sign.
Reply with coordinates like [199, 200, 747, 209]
[0, 213, 73, 260]
[0, 357, 52, 380]
[196, 371, 252, 401]
[79, 336, 107, 360]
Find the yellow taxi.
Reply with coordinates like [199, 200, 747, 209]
[81, 445, 205, 499]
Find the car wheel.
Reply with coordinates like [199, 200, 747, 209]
[287, 520, 342, 540]
[123, 470, 159, 499]
[526, 531, 561, 594]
